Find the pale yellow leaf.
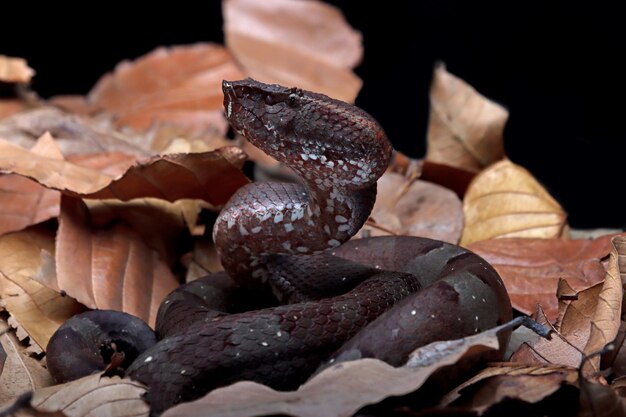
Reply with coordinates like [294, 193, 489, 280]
[461, 159, 567, 245]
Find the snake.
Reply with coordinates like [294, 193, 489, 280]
[46, 79, 512, 415]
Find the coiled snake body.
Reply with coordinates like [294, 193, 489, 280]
[47, 79, 512, 414]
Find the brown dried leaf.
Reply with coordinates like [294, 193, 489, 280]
[441, 363, 578, 412]
[224, 0, 363, 103]
[420, 160, 477, 198]
[356, 173, 463, 244]
[0, 55, 35, 83]
[511, 300, 586, 368]
[54, 197, 179, 327]
[0, 107, 150, 157]
[163, 322, 507, 417]
[89, 43, 243, 135]
[510, 264, 621, 375]
[582, 236, 625, 367]
[468, 235, 613, 320]
[85, 198, 193, 265]
[0, 99, 28, 120]
[0, 226, 84, 351]
[23, 374, 149, 417]
[65, 152, 137, 178]
[461, 159, 567, 245]
[0, 134, 249, 206]
[426, 63, 507, 172]
[0, 134, 63, 236]
[0, 323, 53, 404]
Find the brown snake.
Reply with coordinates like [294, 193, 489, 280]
[47, 79, 512, 415]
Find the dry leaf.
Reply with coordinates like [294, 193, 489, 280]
[426, 63, 507, 172]
[0, 134, 249, 206]
[0, 134, 62, 236]
[441, 363, 578, 413]
[0, 394, 66, 417]
[582, 236, 625, 369]
[0, 323, 53, 404]
[0, 227, 83, 350]
[0, 55, 35, 83]
[0, 99, 28, 120]
[461, 159, 567, 245]
[65, 152, 137, 178]
[468, 235, 613, 320]
[162, 321, 509, 417]
[54, 197, 179, 327]
[356, 173, 463, 244]
[0, 226, 84, 351]
[85, 198, 194, 266]
[0, 107, 150, 158]
[511, 299, 587, 368]
[511, 257, 622, 375]
[88, 43, 243, 135]
[224, 0, 362, 103]
[13, 374, 149, 417]
[420, 160, 476, 197]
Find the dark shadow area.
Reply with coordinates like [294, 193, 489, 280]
[1, 1, 623, 228]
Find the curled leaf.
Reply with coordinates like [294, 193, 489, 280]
[468, 234, 614, 320]
[224, 0, 362, 103]
[0, 134, 249, 206]
[0, 133, 63, 236]
[461, 159, 567, 245]
[426, 63, 507, 172]
[54, 197, 179, 327]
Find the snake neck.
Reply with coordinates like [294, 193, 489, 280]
[214, 79, 391, 286]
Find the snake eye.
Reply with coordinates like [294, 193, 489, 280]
[265, 95, 276, 105]
[288, 93, 299, 107]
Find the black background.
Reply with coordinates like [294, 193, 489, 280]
[1, 1, 624, 228]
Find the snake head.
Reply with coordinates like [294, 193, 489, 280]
[222, 78, 300, 142]
[222, 78, 392, 189]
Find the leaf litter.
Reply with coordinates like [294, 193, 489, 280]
[0, 0, 624, 415]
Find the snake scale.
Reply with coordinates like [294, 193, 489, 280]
[46, 79, 512, 415]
